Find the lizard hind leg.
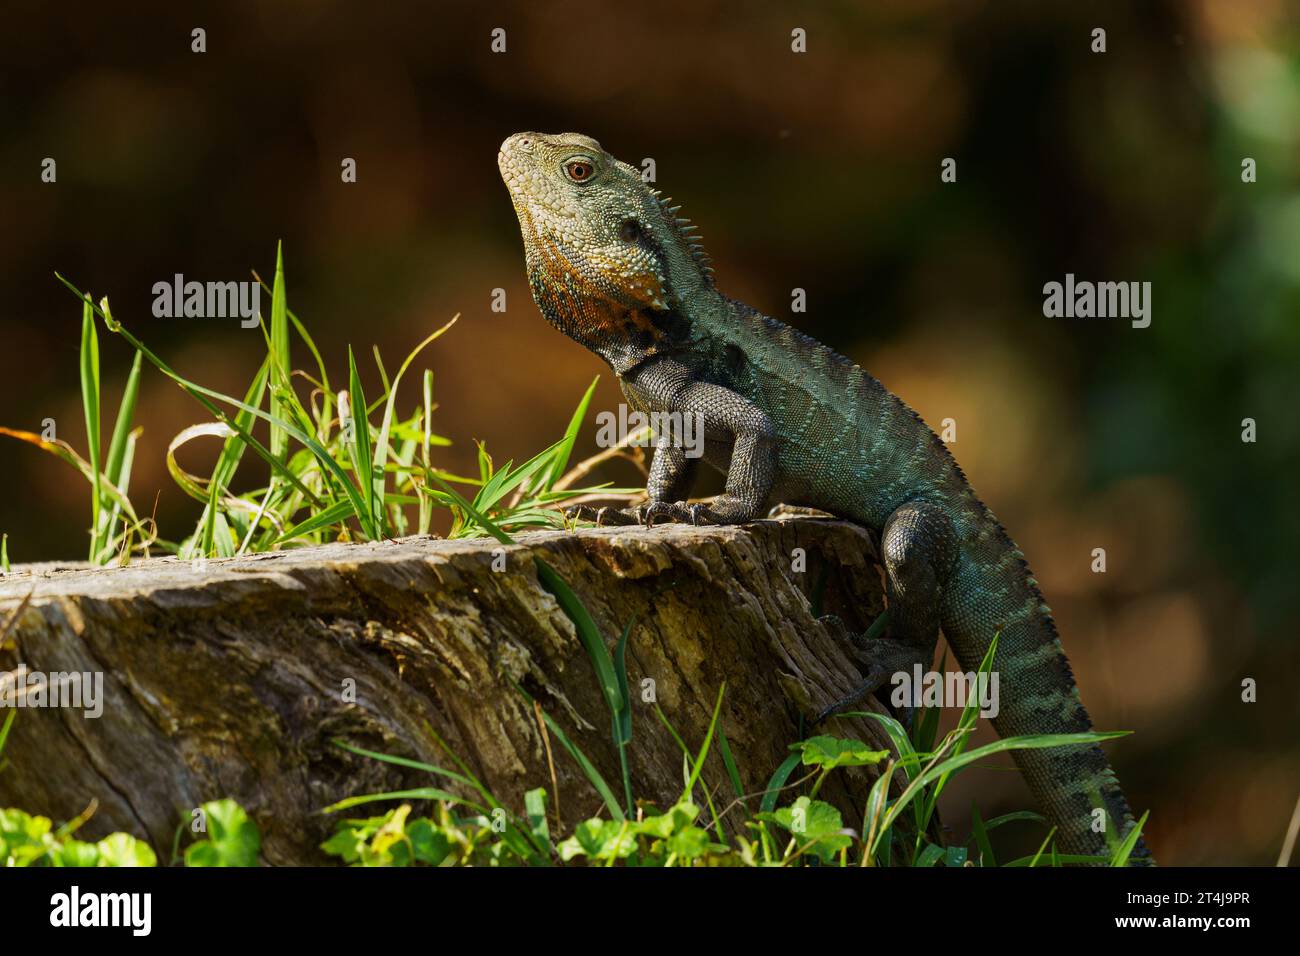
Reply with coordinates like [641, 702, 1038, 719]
[814, 499, 956, 724]
[813, 613, 928, 725]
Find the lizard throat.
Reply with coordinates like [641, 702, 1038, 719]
[527, 266, 693, 376]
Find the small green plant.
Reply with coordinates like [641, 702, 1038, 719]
[0, 805, 157, 867]
[2, 247, 641, 564]
[0, 709, 154, 867]
[179, 799, 261, 867]
[0, 710, 262, 868]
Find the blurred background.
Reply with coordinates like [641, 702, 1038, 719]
[0, 1, 1296, 864]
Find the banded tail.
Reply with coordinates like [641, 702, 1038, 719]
[941, 507, 1154, 864]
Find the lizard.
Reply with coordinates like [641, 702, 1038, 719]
[498, 130, 1153, 864]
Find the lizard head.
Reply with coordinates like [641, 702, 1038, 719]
[498, 132, 713, 365]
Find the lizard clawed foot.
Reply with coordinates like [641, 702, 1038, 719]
[643, 501, 715, 526]
[564, 496, 757, 528]
[814, 665, 892, 725]
[813, 612, 926, 726]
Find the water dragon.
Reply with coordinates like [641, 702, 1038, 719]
[498, 131, 1152, 863]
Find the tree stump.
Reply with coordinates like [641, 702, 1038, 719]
[0, 518, 894, 864]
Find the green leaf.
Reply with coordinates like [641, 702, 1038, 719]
[916, 636, 1001, 835]
[612, 618, 634, 817]
[637, 801, 700, 839]
[199, 455, 222, 558]
[50, 839, 101, 867]
[798, 735, 890, 770]
[524, 787, 551, 854]
[765, 796, 852, 863]
[841, 711, 923, 779]
[184, 799, 261, 867]
[0, 709, 16, 757]
[984, 810, 1047, 830]
[94, 832, 158, 867]
[557, 819, 636, 862]
[666, 826, 710, 861]
[862, 762, 893, 864]
[0, 807, 55, 866]
[869, 728, 1129, 856]
[916, 842, 945, 867]
[406, 818, 452, 865]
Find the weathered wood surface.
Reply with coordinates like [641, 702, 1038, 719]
[0, 518, 892, 864]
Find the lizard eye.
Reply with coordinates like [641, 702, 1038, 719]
[564, 160, 594, 183]
[619, 219, 641, 242]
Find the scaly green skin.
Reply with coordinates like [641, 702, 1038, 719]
[499, 131, 1152, 863]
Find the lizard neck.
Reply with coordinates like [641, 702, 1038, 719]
[528, 257, 725, 375]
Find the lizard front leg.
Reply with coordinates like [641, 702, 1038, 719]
[568, 357, 776, 526]
[635, 356, 775, 525]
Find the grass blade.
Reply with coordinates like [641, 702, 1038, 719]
[320, 788, 478, 815]
[515, 684, 624, 821]
[79, 297, 102, 562]
[103, 350, 141, 496]
[870, 729, 1130, 854]
[330, 740, 477, 788]
[540, 375, 598, 491]
[371, 317, 458, 533]
[269, 242, 290, 461]
[536, 560, 621, 710]
[58, 281, 323, 507]
[760, 752, 802, 815]
[273, 499, 355, 544]
[1110, 810, 1150, 867]
[717, 725, 745, 802]
[345, 348, 378, 537]
[970, 803, 995, 866]
[682, 683, 726, 803]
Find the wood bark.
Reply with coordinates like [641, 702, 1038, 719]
[0, 518, 894, 864]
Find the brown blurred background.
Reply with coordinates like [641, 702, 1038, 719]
[1, 1, 1296, 864]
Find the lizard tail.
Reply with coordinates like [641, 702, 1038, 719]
[941, 529, 1155, 865]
